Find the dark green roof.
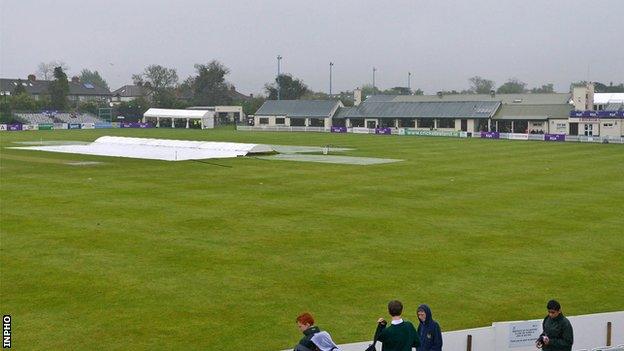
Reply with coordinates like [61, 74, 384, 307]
[334, 101, 500, 119]
[254, 100, 340, 118]
[493, 104, 573, 120]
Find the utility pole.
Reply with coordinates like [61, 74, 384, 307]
[408, 72, 411, 91]
[372, 67, 377, 91]
[277, 55, 282, 100]
[329, 62, 334, 96]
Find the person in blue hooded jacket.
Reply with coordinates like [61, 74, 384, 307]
[416, 304, 442, 351]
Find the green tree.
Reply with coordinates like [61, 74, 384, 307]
[438, 90, 461, 95]
[265, 74, 309, 100]
[48, 66, 69, 110]
[116, 96, 151, 121]
[497, 78, 527, 94]
[530, 83, 555, 93]
[77, 101, 99, 115]
[191, 60, 233, 106]
[360, 84, 380, 98]
[237, 96, 266, 115]
[469, 76, 495, 94]
[134, 65, 178, 107]
[595, 82, 624, 93]
[10, 93, 36, 111]
[79, 69, 110, 90]
[37, 61, 69, 80]
[382, 87, 412, 95]
[301, 91, 329, 100]
[12, 79, 27, 96]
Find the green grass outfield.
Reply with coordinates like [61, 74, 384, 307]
[1, 128, 623, 350]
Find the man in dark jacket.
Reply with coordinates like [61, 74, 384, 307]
[538, 300, 573, 351]
[374, 300, 420, 351]
[416, 304, 442, 351]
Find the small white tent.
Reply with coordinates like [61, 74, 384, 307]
[143, 108, 215, 129]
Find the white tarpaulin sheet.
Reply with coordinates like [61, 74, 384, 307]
[9, 136, 273, 161]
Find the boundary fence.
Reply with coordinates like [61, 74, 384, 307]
[3, 123, 622, 144]
[236, 125, 624, 144]
[0, 122, 152, 131]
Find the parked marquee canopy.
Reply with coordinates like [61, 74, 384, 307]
[143, 108, 215, 128]
[143, 108, 212, 119]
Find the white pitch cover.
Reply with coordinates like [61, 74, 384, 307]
[10, 136, 274, 161]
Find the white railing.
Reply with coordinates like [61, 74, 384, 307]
[236, 125, 330, 133]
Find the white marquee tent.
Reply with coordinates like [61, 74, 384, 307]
[143, 108, 215, 129]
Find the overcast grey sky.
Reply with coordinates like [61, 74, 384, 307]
[1, 0, 623, 95]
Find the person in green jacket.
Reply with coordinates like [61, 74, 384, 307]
[374, 300, 421, 351]
[537, 300, 574, 351]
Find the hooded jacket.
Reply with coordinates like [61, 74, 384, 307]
[416, 304, 443, 351]
[295, 326, 321, 351]
[542, 313, 573, 351]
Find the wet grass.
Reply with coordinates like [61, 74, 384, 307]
[1, 128, 623, 350]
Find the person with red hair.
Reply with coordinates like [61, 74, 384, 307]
[294, 312, 341, 351]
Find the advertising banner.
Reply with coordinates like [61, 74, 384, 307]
[95, 123, 113, 129]
[54, 123, 68, 129]
[330, 126, 347, 133]
[544, 134, 565, 141]
[81, 123, 95, 129]
[404, 129, 461, 137]
[352, 127, 372, 134]
[68, 123, 82, 129]
[570, 110, 599, 118]
[509, 133, 529, 140]
[480, 131, 500, 139]
[375, 127, 392, 135]
[0, 124, 7, 131]
[121, 122, 153, 128]
[598, 111, 619, 118]
[8, 124, 22, 131]
[23, 124, 39, 131]
[38, 123, 54, 130]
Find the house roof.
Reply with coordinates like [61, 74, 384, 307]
[493, 104, 573, 120]
[254, 100, 340, 118]
[112, 85, 147, 98]
[334, 101, 500, 119]
[1, 78, 110, 96]
[604, 102, 624, 110]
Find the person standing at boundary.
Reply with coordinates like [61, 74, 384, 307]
[293, 312, 341, 351]
[416, 304, 442, 351]
[374, 300, 420, 351]
[536, 299, 574, 351]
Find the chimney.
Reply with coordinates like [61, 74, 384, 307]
[28, 74, 36, 81]
[354, 87, 362, 106]
[71, 76, 80, 83]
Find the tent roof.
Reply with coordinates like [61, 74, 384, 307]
[144, 108, 212, 119]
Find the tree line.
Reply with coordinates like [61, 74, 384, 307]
[2, 60, 623, 124]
